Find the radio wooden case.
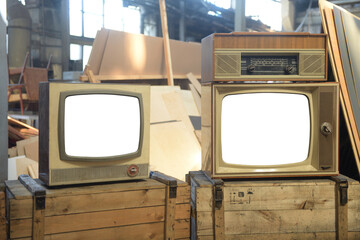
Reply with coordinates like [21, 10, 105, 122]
[201, 32, 328, 83]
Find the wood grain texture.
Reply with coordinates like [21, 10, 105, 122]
[319, 0, 360, 176]
[191, 171, 360, 238]
[0, 192, 6, 240]
[212, 32, 326, 49]
[97, 30, 200, 79]
[159, 0, 174, 86]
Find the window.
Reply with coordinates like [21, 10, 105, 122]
[69, 0, 141, 70]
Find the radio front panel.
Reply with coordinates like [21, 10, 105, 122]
[214, 49, 326, 80]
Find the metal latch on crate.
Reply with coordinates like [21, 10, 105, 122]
[332, 176, 348, 205]
[214, 182, 224, 209]
[203, 171, 224, 209]
[18, 174, 46, 209]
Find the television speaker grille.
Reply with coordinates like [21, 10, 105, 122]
[50, 164, 148, 185]
[214, 54, 241, 76]
[299, 54, 325, 76]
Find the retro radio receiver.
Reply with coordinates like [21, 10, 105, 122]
[201, 32, 328, 82]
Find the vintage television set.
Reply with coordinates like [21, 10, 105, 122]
[201, 32, 339, 178]
[201, 83, 339, 178]
[39, 82, 150, 186]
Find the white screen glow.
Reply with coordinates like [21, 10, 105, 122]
[64, 94, 141, 158]
[221, 93, 310, 166]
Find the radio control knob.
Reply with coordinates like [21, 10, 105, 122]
[247, 65, 255, 73]
[285, 65, 294, 74]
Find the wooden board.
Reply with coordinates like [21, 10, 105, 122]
[85, 29, 200, 80]
[16, 136, 38, 156]
[24, 140, 38, 162]
[150, 121, 201, 181]
[319, 0, 360, 176]
[6, 176, 190, 239]
[0, 191, 6, 240]
[190, 171, 360, 239]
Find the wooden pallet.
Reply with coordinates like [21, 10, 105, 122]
[188, 171, 360, 240]
[5, 172, 190, 240]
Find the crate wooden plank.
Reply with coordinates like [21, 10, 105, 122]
[191, 171, 360, 239]
[196, 232, 360, 240]
[8, 188, 166, 220]
[11, 220, 190, 240]
[10, 205, 165, 238]
[0, 191, 6, 240]
[223, 184, 336, 211]
[225, 209, 335, 234]
[6, 178, 165, 199]
[9, 203, 190, 238]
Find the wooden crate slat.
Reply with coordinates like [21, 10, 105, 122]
[10, 203, 191, 238]
[223, 184, 336, 211]
[224, 209, 335, 234]
[10, 205, 166, 238]
[174, 219, 190, 239]
[8, 188, 166, 220]
[190, 171, 360, 238]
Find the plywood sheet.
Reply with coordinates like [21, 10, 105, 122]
[95, 30, 200, 78]
[16, 136, 38, 156]
[150, 121, 201, 181]
[319, 0, 360, 176]
[24, 140, 38, 162]
[180, 90, 200, 116]
[86, 29, 110, 75]
[150, 86, 180, 124]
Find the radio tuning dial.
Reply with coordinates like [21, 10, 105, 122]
[247, 64, 255, 73]
[285, 65, 294, 74]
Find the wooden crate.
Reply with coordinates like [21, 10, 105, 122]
[5, 172, 190, 240]
[189, 171, 360, 240]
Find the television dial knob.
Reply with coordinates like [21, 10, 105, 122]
[127, 165, 139, 177]
[321, 122, 332, 136]
[247, 64, 255, 73]
[285, 65, 294, 74]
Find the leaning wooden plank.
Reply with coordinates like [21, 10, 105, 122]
[186, 72, 201, 95]
[150, 121, 201, 181]
[180, 90, 200, 117]
[8, 117, 38, 134]
[189, 84, 201, 114]
[162, 91, 195, 132]
[319, 0, 360, 176]
[159, 0, 174, 86]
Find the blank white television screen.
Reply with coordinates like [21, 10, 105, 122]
[221, 93, 310, 165]
[64, 94, 141, 158]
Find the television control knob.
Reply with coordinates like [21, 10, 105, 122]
[285, 65, 294, 74]
[127, 165, 139, 177]
[321, 122, 332, 136]
[247, 64, 255, 73]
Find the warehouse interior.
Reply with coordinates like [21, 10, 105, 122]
[1, 0, 360, 239]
